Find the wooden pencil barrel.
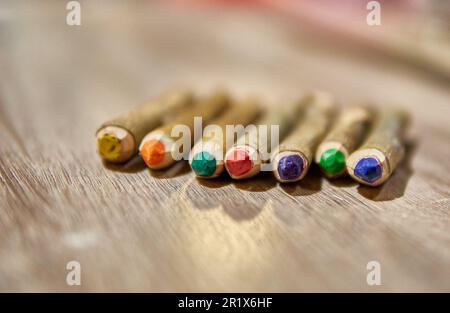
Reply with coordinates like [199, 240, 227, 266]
[190, 98, 261, 178]
[321, 106, 372, 153]
[155, 90, 230, 142]
[314, 105, 373, 177]
[234, 99, 305, 163]
[202, 97, 261, 149]
[97, 87, 193, 153]
[278, 91, 336, 165]
[359, 109, 410, 173]
[139, 90, 231, 169]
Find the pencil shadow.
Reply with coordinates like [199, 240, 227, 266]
[149, 161, 191, 179]
[232, 171, 277, 192]
[190, 173, 267, 221]
[357, 140, 417, 201]
[328, 175, 358, 188]
[196, 175, 232, 189]
[216, 171, 276, 220]
[280, 164, 323, 196]
[102, 156, 147, 173]
[222, 199, 263, 221]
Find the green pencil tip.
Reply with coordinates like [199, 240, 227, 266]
[191, 151, 216, 177]
[320, 148, 346, 176]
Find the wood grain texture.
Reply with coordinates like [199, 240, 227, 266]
[0, 1, 449, 292]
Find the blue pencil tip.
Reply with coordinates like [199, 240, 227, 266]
[354, 157, 382, 183]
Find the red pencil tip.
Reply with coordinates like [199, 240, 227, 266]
[225, 148, 253, 177]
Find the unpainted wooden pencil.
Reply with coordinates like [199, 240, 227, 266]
[189, 98, 261, 179]
[272, 91, 336, 183]
[139, 90, 230, 170]
[346, 108, 410, 186]
[224, 99, 305, 179]
[96, 87, 193, 163]
[315, 105, 373, 178]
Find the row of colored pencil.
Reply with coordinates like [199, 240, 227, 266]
[96, 87, 410, 187]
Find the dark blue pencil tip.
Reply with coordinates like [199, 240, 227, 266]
[354, 157, 382, 183]
[277, 154, 304, 181]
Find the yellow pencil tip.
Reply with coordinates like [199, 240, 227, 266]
[98, 133, 122, 161]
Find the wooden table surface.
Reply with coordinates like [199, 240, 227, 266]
[0, 1, 449, 292]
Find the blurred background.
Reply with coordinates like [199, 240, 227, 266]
[2, 0, 449, 105]
[2, 0, 448, 147]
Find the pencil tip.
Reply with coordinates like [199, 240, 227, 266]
[225, 148, 253, 177]
[277, 154, 304, 181]
[354, 157, 382, 183]
[141, 139, 165, 167]
[191, 151, 216, 177]
[97, 133, 122, 161]
[320, 149, 346, 176]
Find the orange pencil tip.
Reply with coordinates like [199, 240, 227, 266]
[141, 139, 165, 166]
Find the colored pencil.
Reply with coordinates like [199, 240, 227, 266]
[315, 105, 373, 178]
[224, 99, 305, 179]
[346, 108, 410, 186]
[272, 91, 336, 183]
[139, 90, 229, 170]
[96, 87, 193, 163]
[189, 98, 260, 179]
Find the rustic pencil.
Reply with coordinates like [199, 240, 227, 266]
[315, 105, 373, 178]
[224, 99, 305, 180]
[189, 98, 261, 179]
[346, 108, 410, 186]
[272, 91, 336, 183]
[96, 87, 193, 163]
[139, 91, 230, 170]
